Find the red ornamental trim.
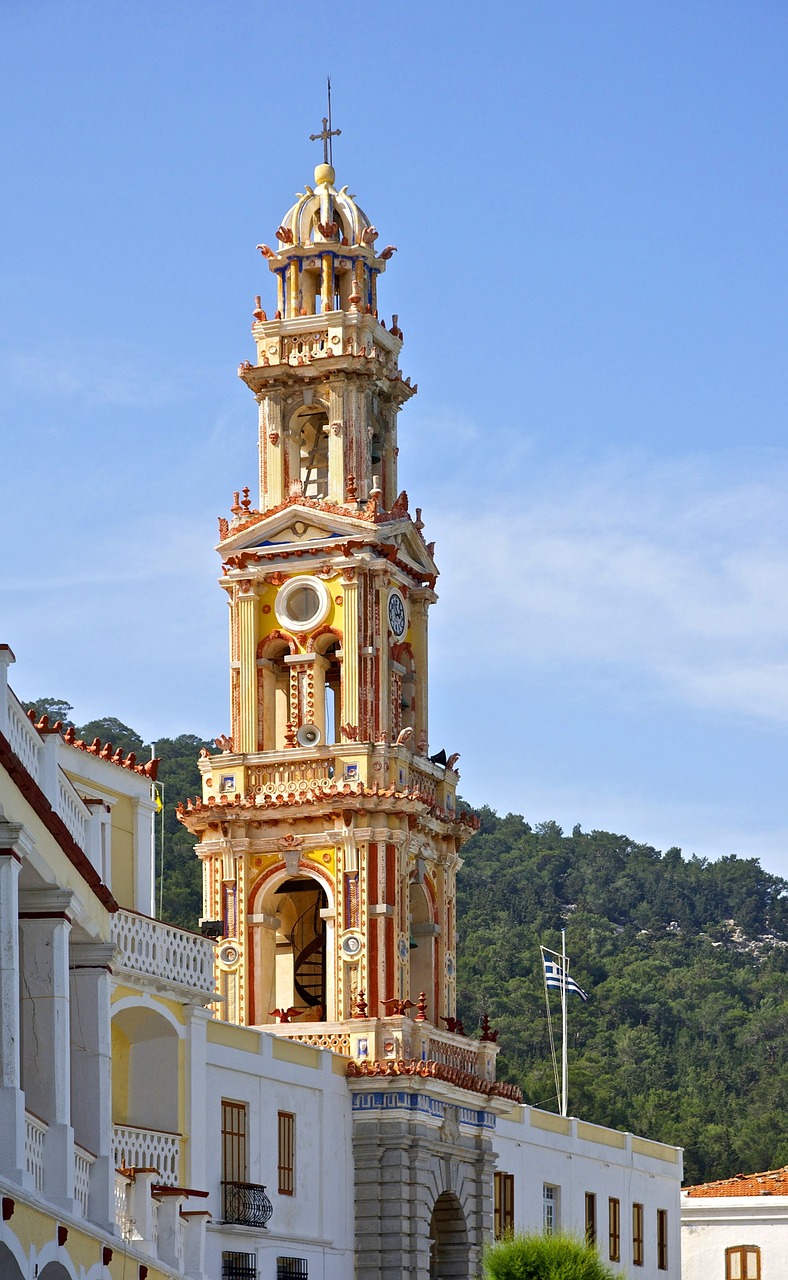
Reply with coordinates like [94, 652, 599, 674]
[346, 1057, 522, 1102]
[25, 714, 159, 781]
[257, 630, 298, 658]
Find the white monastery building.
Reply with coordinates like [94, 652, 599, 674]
[0, 130, 682, 1280]
[682, 1167, 788, 1280]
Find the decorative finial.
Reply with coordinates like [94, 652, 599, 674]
[309, 77, 341, 166]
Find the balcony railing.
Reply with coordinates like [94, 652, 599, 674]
[111, 909, 216, 996]
[24, 1111, 47, 1193]
[73, 1142, 95, 1216]
[113, 1123, 181, 1186]
[7, 692, 41, 779]
[222, 1181, 273, 1230]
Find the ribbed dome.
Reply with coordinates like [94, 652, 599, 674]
[277, 165, 374, 248]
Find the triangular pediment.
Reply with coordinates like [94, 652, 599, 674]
[217, 502, 375, 554]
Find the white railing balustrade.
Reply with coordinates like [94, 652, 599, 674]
[57, 775, 89, 848]
[113, 1123, 181, 1186]
[24, 1111, 47, 1192]
[115, 1170, 133, 1237]
[111, 909, 216, 995]
[8, 694, 41, 779]
[73, 1143, 95, 1217]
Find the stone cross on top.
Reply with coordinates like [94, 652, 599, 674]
[309, 80, 341, 165]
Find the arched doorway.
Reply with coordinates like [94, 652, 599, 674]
[39, 1264, 73, 1280]
[270, 877, 327, 1020]
[0, 1242, 25, 1279]
[429, 1191, 469, 1279]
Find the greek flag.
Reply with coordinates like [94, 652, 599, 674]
[543, 957, 589, 1001]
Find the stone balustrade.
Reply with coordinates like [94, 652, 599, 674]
[73, 1142, 95, 1217]
[266, 1021, 351, 1055]
[111, 908, 217, 997]
[112, 1123, 182, 1186]
[24, 1110, 47, 1193]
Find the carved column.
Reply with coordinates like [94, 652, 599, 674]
[69, 942, 115, 1230]
[327, 379, 345, 503]
[341, 569, 359, 736]
[259, 390, 285, 509]
[410, 591, 431, 752]
[0, 830, 25, 1184]
[237, 585, 258, 754]
[19, 889, 75, 1210]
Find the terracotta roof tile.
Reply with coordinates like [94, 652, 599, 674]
[685, 1167, 788, 1197]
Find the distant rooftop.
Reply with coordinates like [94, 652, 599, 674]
[685, 1166, 788, 1197]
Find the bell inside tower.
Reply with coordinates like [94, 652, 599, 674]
[292, 405, 329, 498]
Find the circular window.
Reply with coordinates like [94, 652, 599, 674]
[274, 576, 330, 632]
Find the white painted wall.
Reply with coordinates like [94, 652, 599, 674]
[204, 1030, 356, 1280]
[681, 1195, 788, 1280]
[494, 1106, 683, 1280]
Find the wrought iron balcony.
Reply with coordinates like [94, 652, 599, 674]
[222, 1180, 273, 1229]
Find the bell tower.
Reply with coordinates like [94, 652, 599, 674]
[179, 120, 520, 1280]
[179, 140, 481, 1036]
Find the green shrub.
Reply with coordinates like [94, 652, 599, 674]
[483, 1232, 616, 1280]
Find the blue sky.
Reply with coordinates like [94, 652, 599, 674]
[2, 2, 788, 877]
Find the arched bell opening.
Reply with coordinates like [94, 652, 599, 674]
[289, 405, 329, 499]
[429, 1190, 469, 1280]
[398, 645, 417, 733]
[262, 876, 329, 1022]
[409, 880, 436, 1022]
[258, 638, 292, 752]
[314, 632, 342, 745]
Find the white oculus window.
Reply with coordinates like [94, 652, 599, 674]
[274, 576, 330, 632]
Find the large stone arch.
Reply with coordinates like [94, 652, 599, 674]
[351, 1087, 493, 1280]
[430, 1190, 469, 1280]
[111, 1003, 180, 1143]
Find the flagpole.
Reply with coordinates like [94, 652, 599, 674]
[561, 927, 568, 1117]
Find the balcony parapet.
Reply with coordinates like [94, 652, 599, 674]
[110, 908, 217, 1000]
[113, 1123, 182, 1187]
[264, 1021, 351, 1055]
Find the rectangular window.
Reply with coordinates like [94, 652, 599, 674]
[222, 1253, 256, 1280]
[585, 1193, 597, 1246]
[278, 1111, 295, 1195]
[222, 1100, 248, 1184]
[494, 1172, 515, 1238]
[276, 1260, 308, 1280]
[657, 1208, 668, 1271]
[632, 1202, 644, 1266]
[726, 1247, 761, 1280]
[543, 1184, 559, 1236]
[608, 1197, 621, 1262]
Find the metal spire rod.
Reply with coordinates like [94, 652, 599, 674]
[309, 77, 341, 165]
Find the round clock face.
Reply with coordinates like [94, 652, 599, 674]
[388, 589, 407, 638]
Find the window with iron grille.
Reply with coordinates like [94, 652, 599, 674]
[585, 1193, 596, 1246]
[608, 1197, 621, 1262]
[494, 1172, 514, 1238]
[222, 1252, 256, 1280]
[222, 1100, 248, 1184]
[726, 1245, 761, 1280]
[276, 1258, 307, 1280]
[632, 1202, 644, 1266]
[278, 1111, 295, 1195]
[657, 1208, 668, 1271]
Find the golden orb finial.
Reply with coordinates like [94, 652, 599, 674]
[314, 163, 335, 187]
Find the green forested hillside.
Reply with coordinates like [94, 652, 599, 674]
[456, 810, 788, 1184]
[20, 698, 788, 1183]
